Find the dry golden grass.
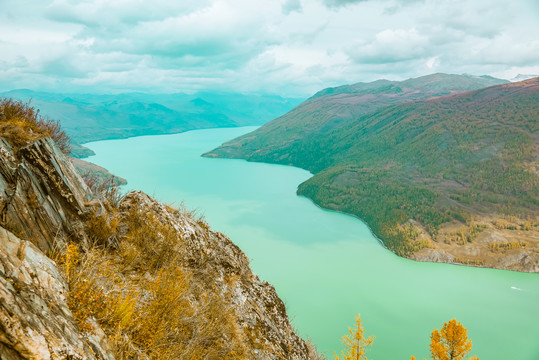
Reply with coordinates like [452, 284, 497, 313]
[306, 339, 326, 360]
[57, 188, 248, 359]
[119, 205, 180, 271]
[0, 98, 70, 154]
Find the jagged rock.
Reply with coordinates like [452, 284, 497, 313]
[0, 226, 114, 360]
[119, 191, 312, 359]
[497, 251, 539, 273]
[0, 137, 92, 253]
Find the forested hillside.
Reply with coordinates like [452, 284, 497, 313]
[206, 74, 508, 168]
[207, 77, 539, 271]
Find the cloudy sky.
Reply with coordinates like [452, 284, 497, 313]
[1, 0, 538, 96]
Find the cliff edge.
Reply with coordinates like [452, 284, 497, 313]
[0, 101, 319, 359]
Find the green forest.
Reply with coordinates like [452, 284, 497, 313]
[210, 78, 539, 256]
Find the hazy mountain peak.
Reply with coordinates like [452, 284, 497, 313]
[310, 73, 508, 100]
[510, 74, 538, 82]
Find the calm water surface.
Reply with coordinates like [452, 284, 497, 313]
[86, 127, 539, 360]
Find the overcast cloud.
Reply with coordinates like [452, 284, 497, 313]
[1, 0, 538, 96]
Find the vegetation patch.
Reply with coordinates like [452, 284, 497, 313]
[488, 241, 527, 253]
[292, 81, 539, 258]
[0, 98, 70, 154]
[56, 185, 248, 359]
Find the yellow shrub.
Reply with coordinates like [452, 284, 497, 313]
[488, 241, 526, 252]
[0, 98, 70, 154]
[60, 198, 248, 359]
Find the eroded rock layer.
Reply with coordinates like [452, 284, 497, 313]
[0, 137, 92, 252]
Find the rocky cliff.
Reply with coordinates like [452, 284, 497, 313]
[0, 226, 113, 360]
[0, 137, 92, 252]
[0, 130, 317, 358]
[118, 192, 313, 359]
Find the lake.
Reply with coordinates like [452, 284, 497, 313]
[86, 127, 539, 360]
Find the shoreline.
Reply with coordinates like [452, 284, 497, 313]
[207, 152, 538, 274]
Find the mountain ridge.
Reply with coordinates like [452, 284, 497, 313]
[204, 73, 510, 171]
[1, 89, 304, 158]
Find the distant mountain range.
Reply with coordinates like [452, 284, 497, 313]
[206, 74, 539, 271]
[0, 89, 303, 157]
[510, 74, 538, 82]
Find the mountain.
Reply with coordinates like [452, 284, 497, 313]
[510, 74, 538, 82]
[206, 76, 539, 272]
[205, 74, 508, 169]
[0, 99, 319, 358]
[0, 90, 303, 157]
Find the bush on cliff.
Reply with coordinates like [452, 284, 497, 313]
[0, 98, 70, 154]
[56, 182, 249, 359]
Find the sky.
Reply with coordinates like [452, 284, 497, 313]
[1, 0, 538, 97]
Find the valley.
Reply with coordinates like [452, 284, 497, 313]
[0, 89, 302, 157]
[3, 1, 539, 358]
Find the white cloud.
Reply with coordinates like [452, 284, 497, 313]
[322, 0, 368, 9]
[425, 56, 439, 70]
[282, 0, 303, 14]
[348, 28, 429, 63]
[0, 0, 538, 96]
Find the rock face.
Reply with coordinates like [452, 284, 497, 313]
[119, 192, 312, 359]
[70, 158, 127, 187]
[0, 134, 314, 358]
[0, 137, 92, 253]
[0, 226, 113, 360]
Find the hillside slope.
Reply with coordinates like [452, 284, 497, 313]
[206, 73, 508, 169]
[207, 77, 539, 272]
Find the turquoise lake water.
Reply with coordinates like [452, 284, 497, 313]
[86, 127, 539, 360]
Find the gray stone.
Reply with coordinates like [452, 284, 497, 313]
[0, 137, 95, 253]
[119, 192, 313, 359]
[0, 226, 113, 360]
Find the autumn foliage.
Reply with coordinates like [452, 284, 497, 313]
[0, 98, 70, 154]
[411, 319, 479, 360]
[337, 314, 480, 360]
[429, 319, 478, 360]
